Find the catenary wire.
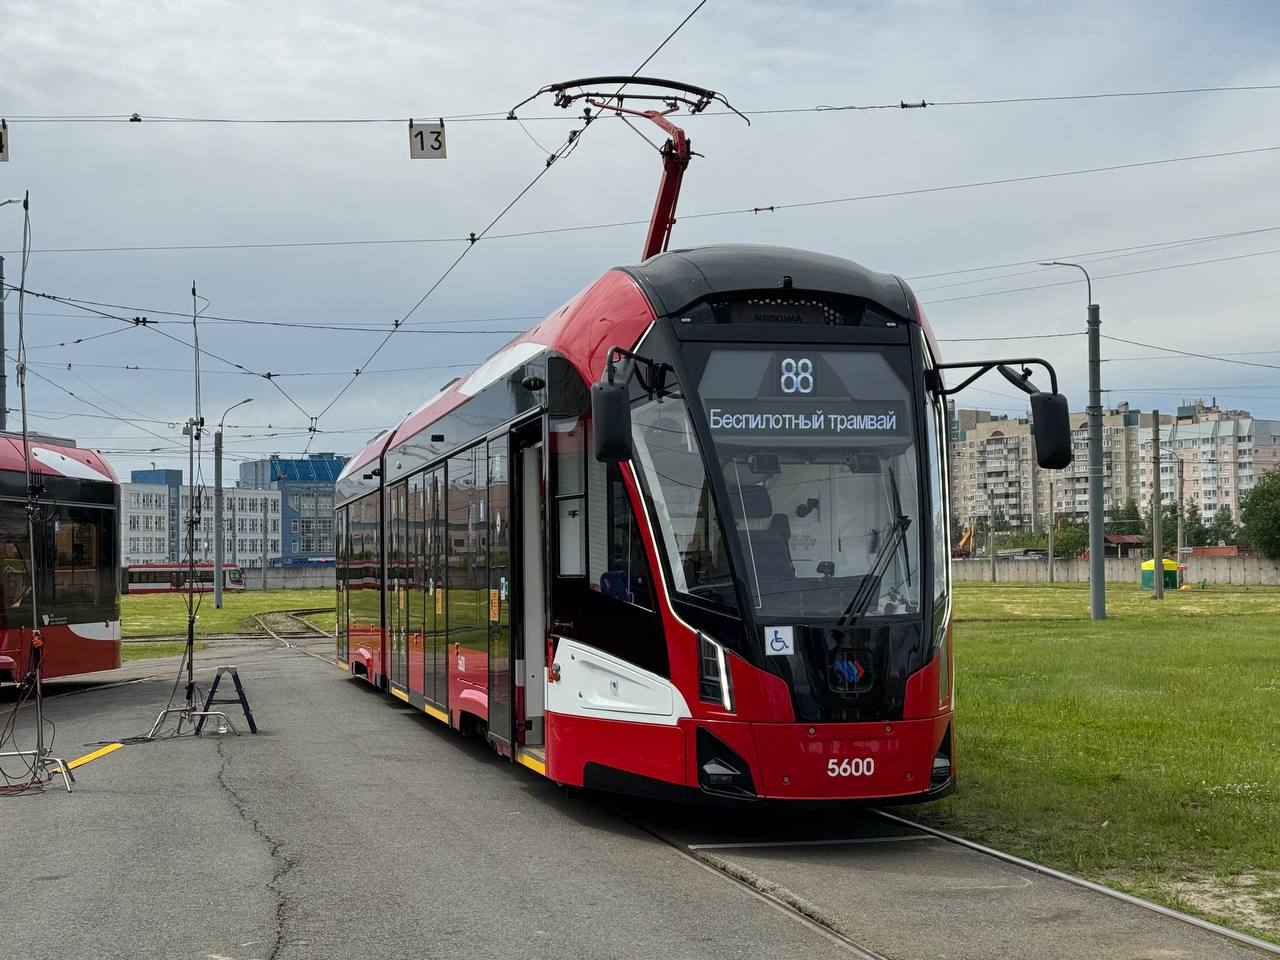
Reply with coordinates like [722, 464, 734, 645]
[6, 81, 1278, 124]
[9, 142, 1280, 258]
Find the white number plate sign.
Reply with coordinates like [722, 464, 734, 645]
[409, 120, 446, 159]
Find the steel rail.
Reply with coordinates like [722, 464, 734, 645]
[251, 611, 336, 666]
[875, 809, 1280, 957]
[601, 804, 889, 959]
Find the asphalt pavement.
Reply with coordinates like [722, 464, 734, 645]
[0, 637, 1271, 960]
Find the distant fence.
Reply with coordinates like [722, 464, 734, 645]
[953, 556, 1280, 585]
[242, 568, 335, 591]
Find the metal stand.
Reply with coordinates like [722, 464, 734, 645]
[194, 666, 255, 736]
[0, 643, 75, 792]
[145, 414, 233, 741]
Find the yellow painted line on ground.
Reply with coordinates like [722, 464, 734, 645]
[516, 749, 547, 777]
[423, 703, 448, 724]
[53, 741, 123, 775]
[390, 687, 410, 703]
[337, 659, 348, 670]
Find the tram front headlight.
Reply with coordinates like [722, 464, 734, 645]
[698, 633, 734, 711]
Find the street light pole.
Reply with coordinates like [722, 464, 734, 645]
[1047, 477, 1055, 583]
[1152, 411, 1164, 600]
[214, 398, 253, 609]
[1041, 260, 1105, 619]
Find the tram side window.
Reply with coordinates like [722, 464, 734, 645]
[0, 502, 31, 627]
[925, 389, 950, 607]
[588, 460, 653, 611]
[552, 417, 586, 576]
[548, 354, 665, 677]
[47, 505, 117, 623]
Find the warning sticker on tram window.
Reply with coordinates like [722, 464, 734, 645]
[706, 401, 907, 438]
[489, 588, 500, 622]
[764, 626, 795, 656]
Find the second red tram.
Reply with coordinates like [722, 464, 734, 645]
[124, 562, 245, 594]
[335, 243, 1071, 803]
[0, 434, 121, 684]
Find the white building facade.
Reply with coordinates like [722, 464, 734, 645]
[121, 482, 172, 566]
[177, 488, 285, 569]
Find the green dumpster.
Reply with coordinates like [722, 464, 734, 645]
[1140, 557, 1179, 589]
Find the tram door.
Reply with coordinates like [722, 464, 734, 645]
[424, 467, 447, 712]
[487, 436, 513, 747]
[516, 438, 546, 746]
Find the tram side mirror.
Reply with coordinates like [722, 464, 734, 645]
[1030, 391, 1073, 469]
[592, 380, 634, 462]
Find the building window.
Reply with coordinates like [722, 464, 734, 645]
[291, 539, 299, 552]
[291, 520, 299, 534]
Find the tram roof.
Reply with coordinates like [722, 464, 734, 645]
[338, 244, 920, 488]
[0, 433, 117, 484]
[620, 244, 912, 320]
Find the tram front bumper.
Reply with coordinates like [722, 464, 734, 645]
[696, 715, 953, 803]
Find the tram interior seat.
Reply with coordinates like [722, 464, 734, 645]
[737, 484, 795, 579]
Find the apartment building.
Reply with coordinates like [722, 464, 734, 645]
[948, 403, 1153, 532]
[949, 397, 1280, 532]
[1141, 416, 1280, 522]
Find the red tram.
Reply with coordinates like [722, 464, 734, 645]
[333, 78, 1072, 803]
[124, 562, 245, 594]
[0, 434, 121, 683]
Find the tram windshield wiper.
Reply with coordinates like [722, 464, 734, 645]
[839, 511, 912, 627]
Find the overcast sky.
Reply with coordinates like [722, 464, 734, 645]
[3, 0, 1279, 480]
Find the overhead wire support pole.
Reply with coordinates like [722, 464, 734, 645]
[0, 192, 74, 790]
[1152, 411, 1164, 600]
[1040, 260, 1105, 619]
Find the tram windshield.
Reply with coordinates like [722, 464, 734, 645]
[631, 344, 922, 621]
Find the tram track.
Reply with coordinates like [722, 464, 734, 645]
[873, 809, 1280, 958]
[601, 797, 1280, 958]
[251, 611, 337, 666]
[603, 803, 891, 959]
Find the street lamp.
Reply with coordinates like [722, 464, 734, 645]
[1039, 260, 1105, 620]
[214, 398, 253, 608]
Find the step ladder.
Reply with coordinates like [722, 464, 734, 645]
[195, 666, 258, 735]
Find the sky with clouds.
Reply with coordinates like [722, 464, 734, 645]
[2, 0, 1279, 479]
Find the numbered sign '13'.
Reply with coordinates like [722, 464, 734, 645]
[409, 119, 446, 159]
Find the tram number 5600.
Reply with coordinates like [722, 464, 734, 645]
[827, 757, 875, 777]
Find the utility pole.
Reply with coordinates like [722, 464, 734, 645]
[1152, 411, 1164, 600]
[0, 254, 6, 432]
[262, 493, 269, 590]
[1040, 261, 1105, 618]
[1175, 454, 1185, 587]
[989, 488, 997, 583]
[213, 429, 223, 608]
[1047, 477, 1055, 583]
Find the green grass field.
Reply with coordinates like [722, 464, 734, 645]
[120, 588, 334, 638]
[121, 641, 208, 661]
[921, 581, 1280, 941]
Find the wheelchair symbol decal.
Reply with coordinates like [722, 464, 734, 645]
[765, 626, 795, 657]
